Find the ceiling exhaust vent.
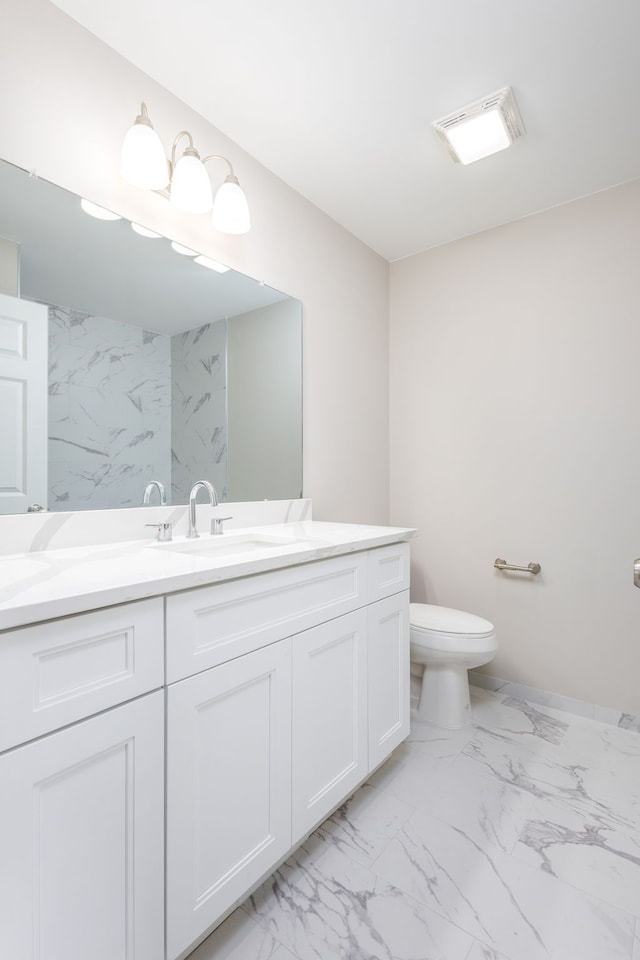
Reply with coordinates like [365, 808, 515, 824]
[432, 87, 525, 165]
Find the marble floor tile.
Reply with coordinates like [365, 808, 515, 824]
[222, 689, 640, 960]
[496, 682, 595, 720]
[395, 756, 531, 856]
[469, 685, 505, 716]
[557, 714, 640, 767]
[470, 690, 569, 752]
[407, 714, 476, 758]
[619, 713, 640, 734]
[464, 943, 511, 960]
[366, 742, 455, 804]
[371, 807, 635, 960]
[313, 782, 414, 867]
[512, 792, 640, 916]
[457, 725, 640, 823]
[369, 727, 533, 857]
[248, 841, 474, 960]
[187, 905, 298, 960]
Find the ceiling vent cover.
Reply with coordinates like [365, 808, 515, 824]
[432, 87, 525, 165]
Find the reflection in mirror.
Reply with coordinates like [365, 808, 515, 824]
[0, 160, 302, 515]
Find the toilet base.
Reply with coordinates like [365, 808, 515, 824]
[416, 663, 472, 729]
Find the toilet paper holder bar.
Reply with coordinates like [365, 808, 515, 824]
[494, 557, 541, 575]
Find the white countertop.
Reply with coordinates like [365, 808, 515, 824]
[0, 521, 416, 631]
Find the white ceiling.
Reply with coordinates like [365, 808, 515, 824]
[52, 0, 640, 261]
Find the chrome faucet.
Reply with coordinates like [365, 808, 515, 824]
[143, 480, 167, 505]
[187, 480, 218, 539]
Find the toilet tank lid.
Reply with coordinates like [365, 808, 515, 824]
[410, 603, 494, 637]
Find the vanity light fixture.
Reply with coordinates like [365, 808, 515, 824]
[120, 102, 169, 189]
[193, 255, 230, 273]
[432, 87, 524, 165]
[80, 198, 122, 220]
[131, 222, 162, 238]
[121, 102, 251, 234]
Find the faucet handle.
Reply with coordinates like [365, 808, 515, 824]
[145, 522, 173, 542]
[210, 516, 233, 536]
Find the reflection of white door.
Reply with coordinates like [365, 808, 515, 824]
[0, 293, 47, 514]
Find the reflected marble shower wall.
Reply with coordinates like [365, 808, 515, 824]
[48, 306, 172, 510]
[171, 320, 227, 504]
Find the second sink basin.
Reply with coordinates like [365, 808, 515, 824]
[152, 532, 313, 558]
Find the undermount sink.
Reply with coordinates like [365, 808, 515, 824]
[151, 532, 314, 558]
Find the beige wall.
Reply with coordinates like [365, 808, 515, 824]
[390, 179, 640, 713]
[0, 0, 389, 524]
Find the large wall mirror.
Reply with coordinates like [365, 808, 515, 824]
[0, 159, 302, 515]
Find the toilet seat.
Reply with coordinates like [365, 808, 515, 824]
[409, 603, 494, 638]
[410, 604, 495, 654]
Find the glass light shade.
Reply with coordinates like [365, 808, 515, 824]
[131, 222, 162, 238]
[170, 154, 213, 214]
[194, 255, 230, 273]
[445, 110, 511, 165]
[120, 122, 168, 189]
[211, 177, 251, 234]
[170, 241, 197, 256]
[80, 198, 122, 220]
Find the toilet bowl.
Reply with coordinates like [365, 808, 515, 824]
[410, 603, 497, 729]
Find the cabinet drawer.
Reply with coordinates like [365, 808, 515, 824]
[166, 552, 368, 683]
[0, 599, 164, 752]
[367, 542, 410, 602]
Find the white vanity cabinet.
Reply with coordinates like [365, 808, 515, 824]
[0, 535, 411, 960]
[165, 640, 292, 960]
[164, 543, 410, 960]
[0, 600, 165, 960]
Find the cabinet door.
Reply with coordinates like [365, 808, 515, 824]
[166, 640, 292, 960]
[367, 590, 410, 770]
[291, 608, 368, 839]
[0, 691, 164, 960]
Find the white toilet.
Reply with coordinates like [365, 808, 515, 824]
[410, 603, 497, 729]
